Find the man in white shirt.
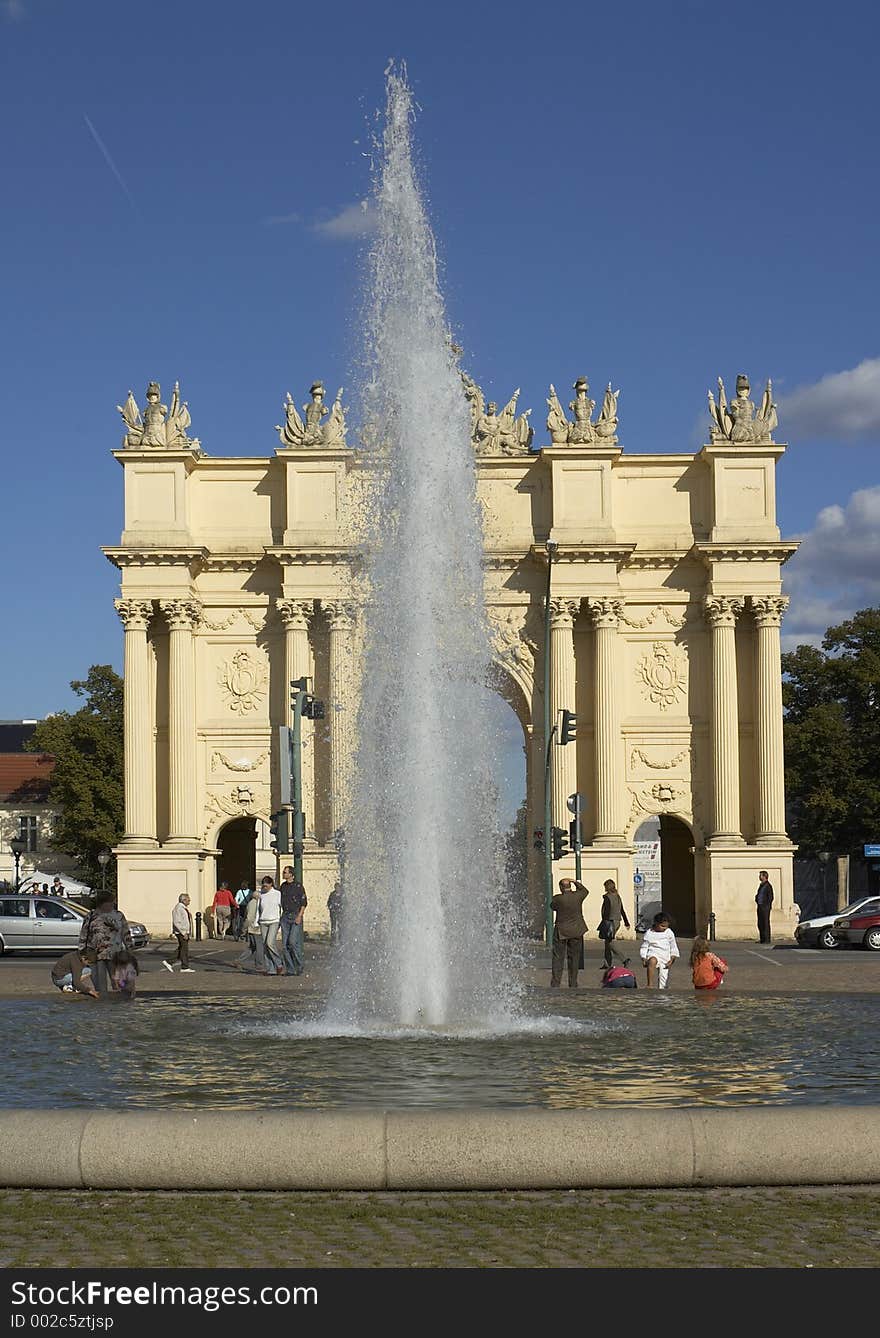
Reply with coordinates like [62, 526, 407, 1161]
[639, 911, 680, 990]
[256, 876, 284, 976]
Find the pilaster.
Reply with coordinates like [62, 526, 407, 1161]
[324, 601, 358, 835]
[585, 596, 625, 842]
[115, 598, 158, 846]
[751, 595, 790, 843]
[158, 598, 202, 847]
[704, 595, 745, 845]
[549, 598, 578, 829]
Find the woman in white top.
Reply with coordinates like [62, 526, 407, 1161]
[639, 911, 680, 990]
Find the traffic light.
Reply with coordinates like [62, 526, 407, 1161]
[302, 696, 325, 719]
[269, 810, 290, 855]
[569, 818, 580, 851]
[533, 828, 545, 851]
[559, 709, 577, 745]
[551, 826, 569, 861]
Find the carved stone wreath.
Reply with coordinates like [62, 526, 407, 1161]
[218, 650, 266, 715]
[637, 642, 688, 710]
[211, 750, 269, 774]
[204, 783, 271, 839]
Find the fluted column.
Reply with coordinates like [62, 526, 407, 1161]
[705, 596, 744, 843]
[549, 598, 578, 829]
[324, 600, 357, 835]
[585, 597, 625, 841]
[751, 595, 790, 841]
[115, 598, 156, 844]
[278, 599, 315, 835]
[159, 599, 202, 845]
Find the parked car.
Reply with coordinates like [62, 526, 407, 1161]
[831, 907, 880, 952]
[795, 897, 880, 949]
[0, 895, 149, 954]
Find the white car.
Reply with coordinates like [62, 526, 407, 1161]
[794, 896, 880, 950]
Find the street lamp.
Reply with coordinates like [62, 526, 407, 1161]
[818, 850, 831, 911]
[543, 539, 558, 948]
[9, 837, 26, 893]
[97, 849, 111, 894]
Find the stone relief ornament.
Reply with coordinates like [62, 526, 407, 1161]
[750, 595, 790, 627]
[218, 650, 266, 715]
[118, 381, 200, 450]
[461, 371, 533, 454]
[276, 381, 348, 448]
[619, 605, 689, 631]
[211, 750, 269, 774]
[204, 783, 271, 838]
[202, 608, 267, 633]
[546, 376, 620, 445]
[630, 746, 691, 771]
[637, 642, 688, 710]
[708, 373, 777, 443]
[488, 607, 538, 676]
[626, 781, 693, 835]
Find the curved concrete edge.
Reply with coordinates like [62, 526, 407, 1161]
[1, 1107, 878, 1189]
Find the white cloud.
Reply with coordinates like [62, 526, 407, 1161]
[782, 485, 880, 649]
[3, 0, 25, 21]
[312, 201, 377, 241]
[264, 211, 302, 226]
[781, 357, 880, 440]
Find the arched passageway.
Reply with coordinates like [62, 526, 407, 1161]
[217, 817, 257, 896]
[633, 814, 696, 936]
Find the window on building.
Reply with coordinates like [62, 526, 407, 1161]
[18, 816, 38, 853]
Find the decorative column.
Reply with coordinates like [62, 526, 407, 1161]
[704, 596, 744, 843]
[115, 598, 157, 845]
[324, 601, 358, 835]
[159, 599, 202, 845]
[585, 596, 625, 842]
[549, 598, 578, 829]
[278, 599, 315, 834]
[751, 595, 790, 841]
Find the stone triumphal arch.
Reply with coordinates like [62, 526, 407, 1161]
[107, 371, 797, 939]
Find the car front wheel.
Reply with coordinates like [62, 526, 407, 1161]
[819, 927, 840, 950]
[863, 927, 880, 952]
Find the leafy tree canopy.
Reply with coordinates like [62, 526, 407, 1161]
[783, 609, 880, 857]
[26, 665, 124, 889]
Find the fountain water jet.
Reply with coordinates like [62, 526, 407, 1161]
[325, 67, 521, 1031]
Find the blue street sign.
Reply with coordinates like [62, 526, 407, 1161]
[633, 872, 644, 886]
[864, 844, 880, 858]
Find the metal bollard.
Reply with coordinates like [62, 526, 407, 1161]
[708, 911, 716, 942]
[195, 911, 202, 942]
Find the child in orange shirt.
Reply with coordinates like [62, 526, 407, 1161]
[690, 937, 728, 991]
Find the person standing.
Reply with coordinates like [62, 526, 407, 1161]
[756, 871, 774, 944]
[639, 911, 680, 990]
[599, 878, 631, 970]
[78, 893, 134, 996]
[327, 881, 343, 944]
[212, 881, 236, 940]
[550, 878, 589, 988]
[279, 866, 307, 976]
[256, 876, 284, 976]
[237, 886, 263, 971]
[163, 894, 195, 973]
[233, 881, 251, 940]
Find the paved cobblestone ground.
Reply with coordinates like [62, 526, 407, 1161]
[1, 1187, 878, 1268]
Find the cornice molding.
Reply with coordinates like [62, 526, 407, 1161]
[201, 554, 263, 573]
[264, 546, 357, 568]
[102, 546, 208, 572]
[691, 542, 799, 567]
[529, 543, 636, 567]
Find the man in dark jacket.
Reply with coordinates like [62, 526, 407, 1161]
[550, 878, 589, 988]
[756, 871, 774, 943]
[279, 865, 308, 976]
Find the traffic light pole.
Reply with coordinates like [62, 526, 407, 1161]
[543, 541, 557, 947]
[291, 681, 305, 886]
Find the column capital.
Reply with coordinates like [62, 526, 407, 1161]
[548, 597, 579, 630]
[277, 597, 315, 631]
[704, 595, 744, 628]
[750, 595, 790, 628]
[158, 598, 202, 631]
[323, 600, 357, 631]
[114, 598, 154, 631]
[584, 596, 624, 629]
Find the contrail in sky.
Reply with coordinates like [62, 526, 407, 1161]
[83, 113, 140, 216]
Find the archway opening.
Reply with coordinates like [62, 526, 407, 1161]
[217, 817, 257, 897]
[634, 814, 696, 936]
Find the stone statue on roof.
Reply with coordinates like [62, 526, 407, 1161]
[461, 371, 533, 454]
[117, 381, 200, 450]
[708, 373, 777, 443]
[546, 374, 619, 445]
[276, 380, 348, 448]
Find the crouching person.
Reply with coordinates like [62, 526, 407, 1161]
[51, 950, 99, 998]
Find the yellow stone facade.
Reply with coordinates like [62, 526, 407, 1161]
[106, 419, 798, 941]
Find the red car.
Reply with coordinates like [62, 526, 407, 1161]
[832, 908, 880, 951]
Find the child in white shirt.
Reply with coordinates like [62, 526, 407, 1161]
[639, 912, 680, 989]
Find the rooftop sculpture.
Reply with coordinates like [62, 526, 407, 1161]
[118, 381, 200, 450]
[708, 374, 777, 443]
[461, 371, 533, 454]
[546, 375, 619, 445]
[276, 381, 348, 448]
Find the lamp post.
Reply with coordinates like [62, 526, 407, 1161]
[97, 849, 111, 894]
[818, 850, 831, 912]
[9, 837, 26, 893]
[543, 539, 558, 947]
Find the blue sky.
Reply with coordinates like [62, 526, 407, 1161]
[2, 0, 878, 750]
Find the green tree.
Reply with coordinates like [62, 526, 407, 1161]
[783, 609, 880, 857]
[27, 665, 124, 889]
